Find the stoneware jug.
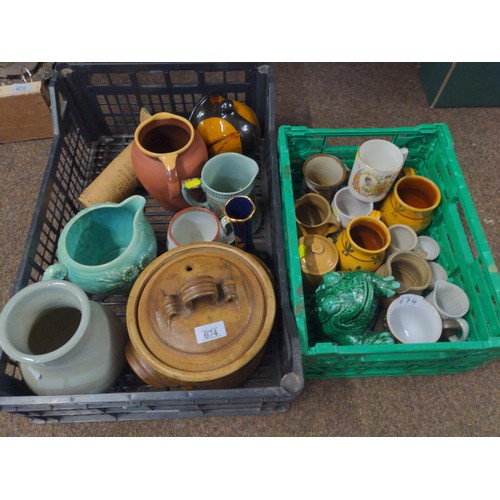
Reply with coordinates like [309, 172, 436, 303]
[43, 195, 157, 296]
[132, 111, 208, 211]
[376, 250, 432, 295]
[0, 280, 127, 395]
[295, 192, 340, 237]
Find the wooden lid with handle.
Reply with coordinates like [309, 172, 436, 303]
[126, 242, 276, 385]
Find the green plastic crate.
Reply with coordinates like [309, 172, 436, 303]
[277, 123, 500, 378]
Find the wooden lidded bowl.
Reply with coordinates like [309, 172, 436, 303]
[125, 242, 276, 389]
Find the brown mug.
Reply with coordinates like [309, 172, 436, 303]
[295, 193, 340, 237]
[302, 154, 348, 202]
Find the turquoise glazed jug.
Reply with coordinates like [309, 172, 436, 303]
[43, 195, 157, 296]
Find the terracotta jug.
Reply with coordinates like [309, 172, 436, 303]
[131, 112, 208, 211]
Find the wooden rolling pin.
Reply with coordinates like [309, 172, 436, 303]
[77, 108, 151, 208]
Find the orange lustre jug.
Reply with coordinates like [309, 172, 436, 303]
[131, 112, 208, 211]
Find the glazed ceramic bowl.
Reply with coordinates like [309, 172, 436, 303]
[415, 235, 441, 260]
[387, 295, 442, 344]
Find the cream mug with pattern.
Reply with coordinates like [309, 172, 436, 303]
[348, 139, 408, 202]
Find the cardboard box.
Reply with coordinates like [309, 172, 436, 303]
[0, 81, 53, 143]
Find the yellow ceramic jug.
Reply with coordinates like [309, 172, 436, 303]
[335, 210, 390, 272]
[380, 168, 441, 233]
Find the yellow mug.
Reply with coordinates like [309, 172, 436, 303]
[380, 168, 441, 233]
[335, 210, 390, 272]
[295, 193, 340, 237]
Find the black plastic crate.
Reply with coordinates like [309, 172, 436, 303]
[0, 63, 303, 423]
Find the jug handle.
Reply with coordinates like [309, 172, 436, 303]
[402, 166, 416, 176]
[181, 177, 209, 209]
[325, 212, 341, 235]
[220, 216, 236, 244]
[42, 263, 68, 281]
[159, 153, 181, 200]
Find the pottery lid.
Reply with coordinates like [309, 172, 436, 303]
[126, 242, 275, 382]
[299, 235, 339, 276]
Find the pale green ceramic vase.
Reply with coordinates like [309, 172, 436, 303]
[43, 195, 157, 296]
[0, 280, 127, 395]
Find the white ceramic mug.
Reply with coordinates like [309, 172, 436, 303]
[331, 186, 373, 229]
[386, 294, 442, 344]
[424, 280, 470, 319]
[348, 139, 408, 202]
[167, 207, 233, 249]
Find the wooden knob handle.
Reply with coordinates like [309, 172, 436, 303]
[160, 276, 239, 326]
[180, 275, 218, 311]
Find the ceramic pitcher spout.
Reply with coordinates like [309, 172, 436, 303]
[119, 195, 152, 248]
[247, 163, 259, 188]
[120, 194, 146, 214]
